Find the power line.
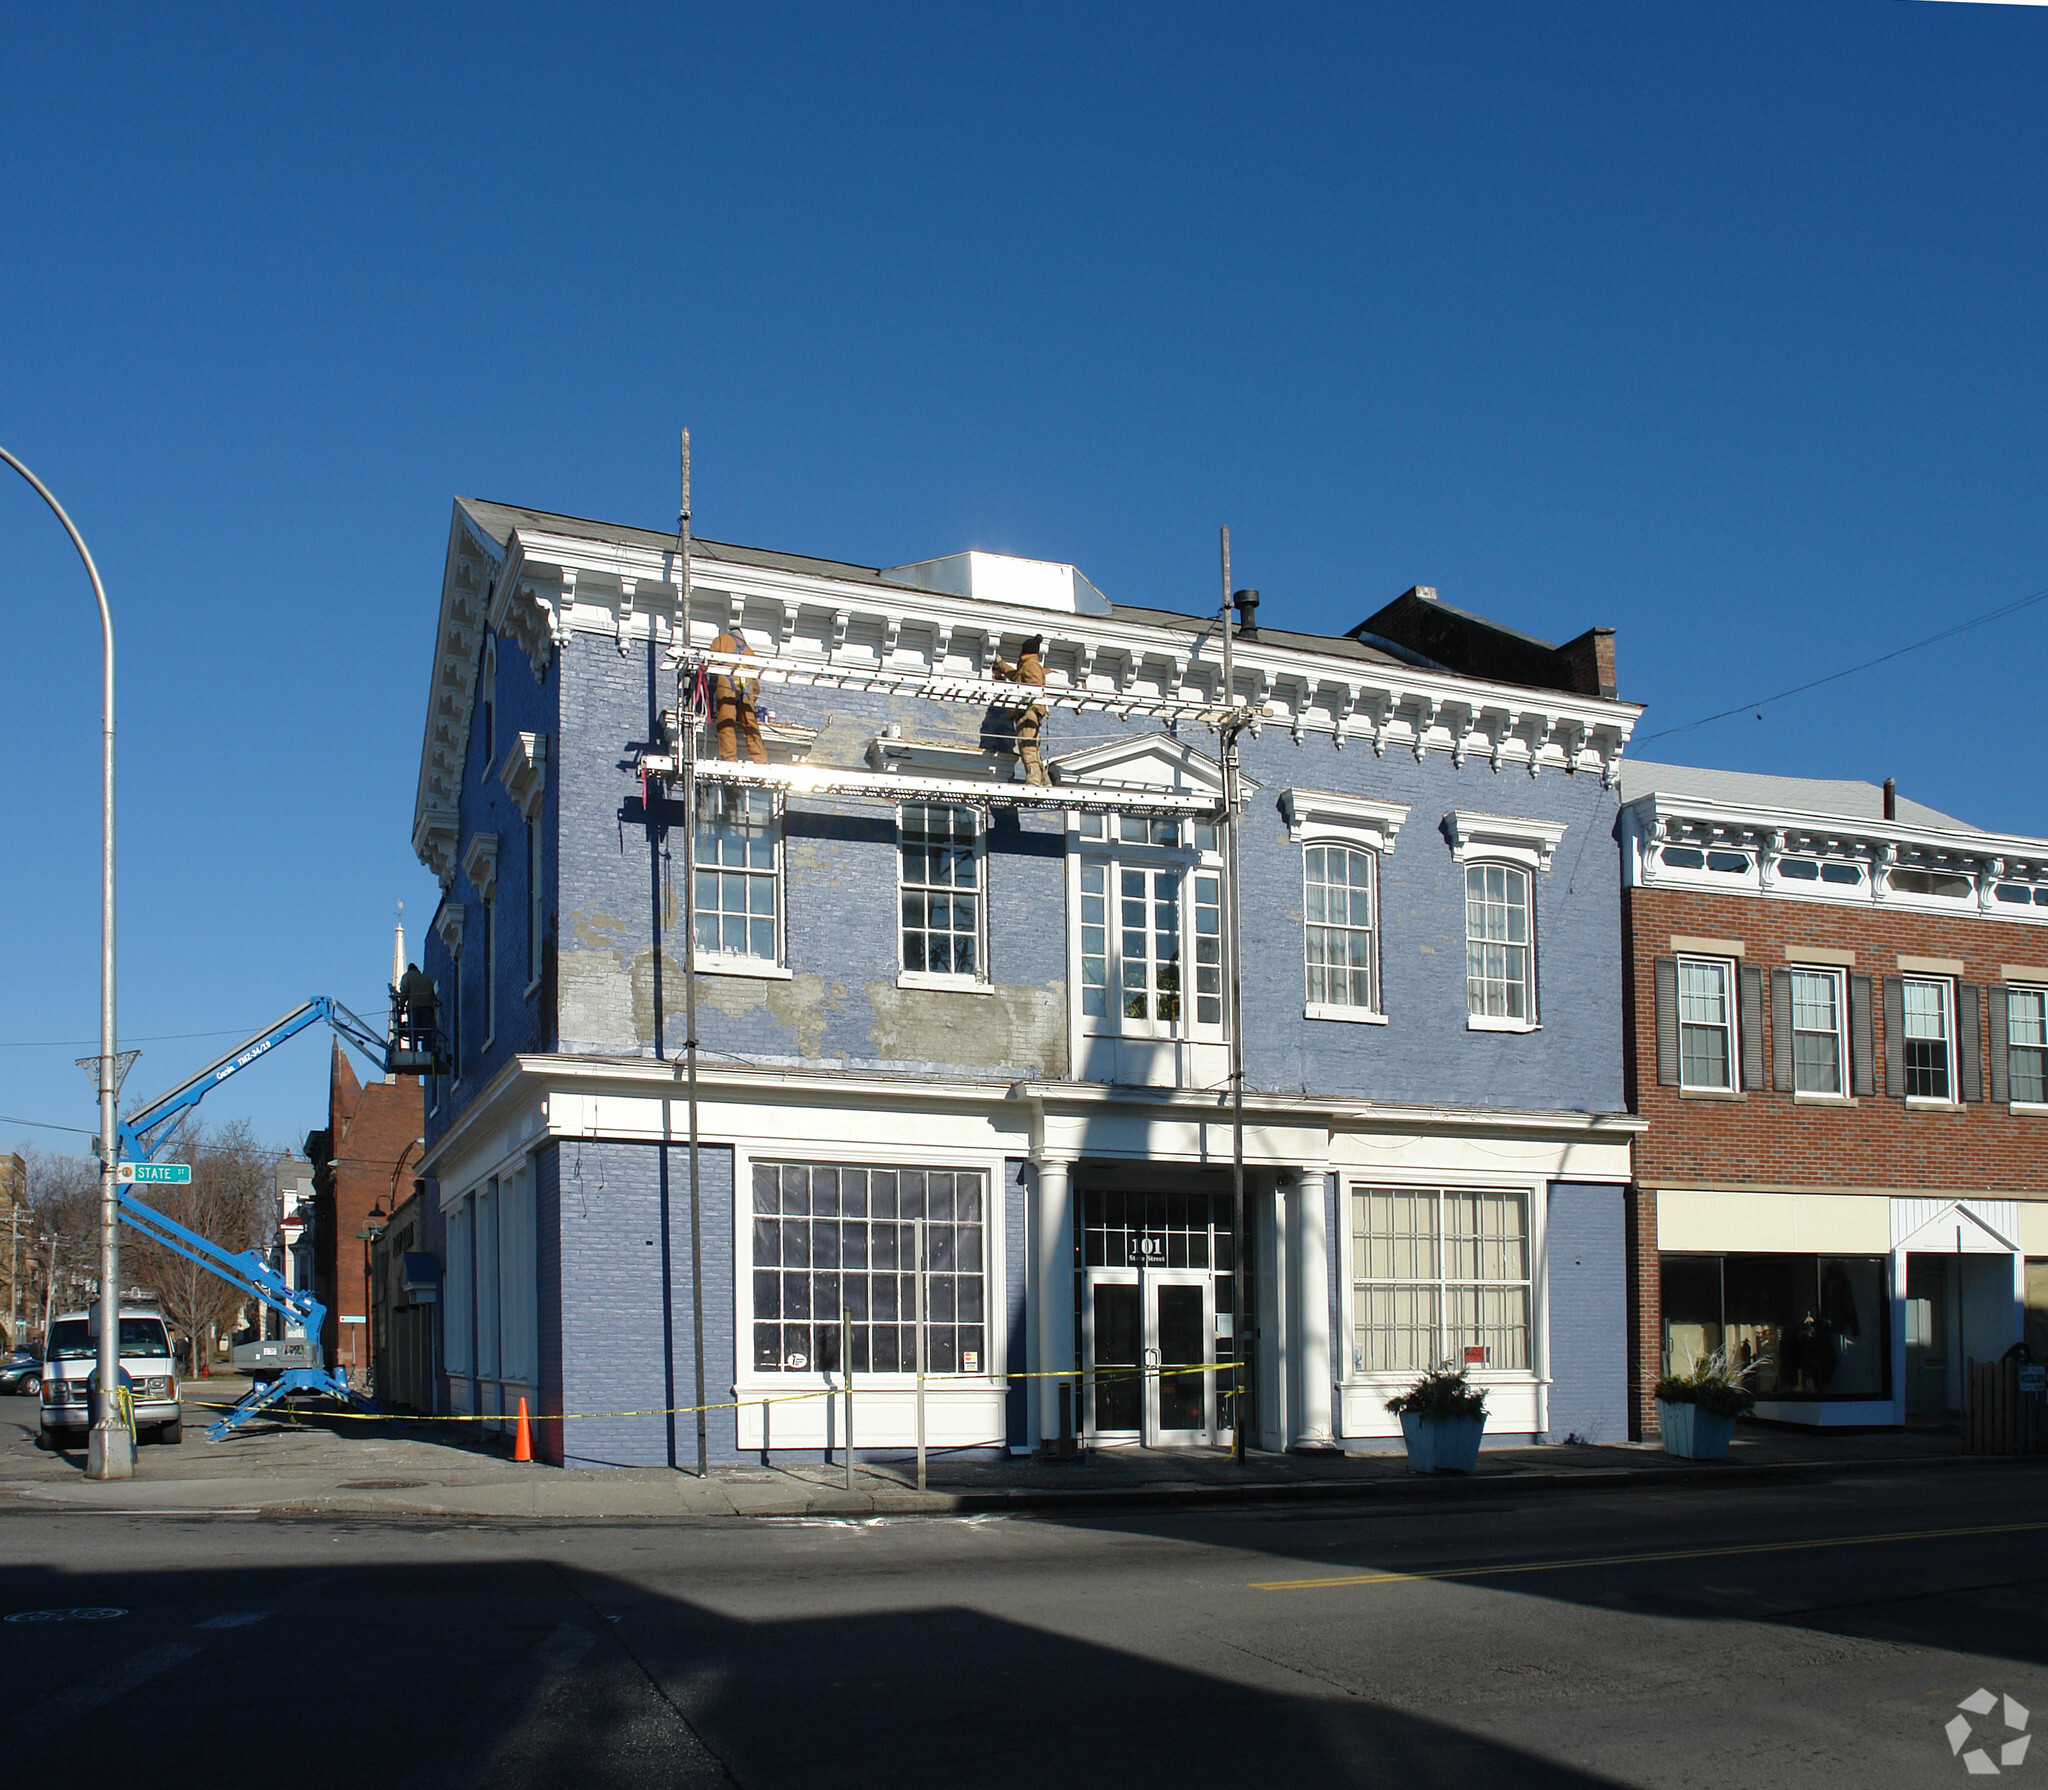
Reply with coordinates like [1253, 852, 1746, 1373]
[1637, 579, 2048, 745]
[0, 1024, 262, 1050]
[0, 1115, 96, 1136]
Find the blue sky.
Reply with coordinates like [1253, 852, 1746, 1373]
[3, 2, 2044, 1160]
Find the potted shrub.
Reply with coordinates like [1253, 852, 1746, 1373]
[1655, 1350, 1756, 1460]
[1387, 1365, 1488, 1474]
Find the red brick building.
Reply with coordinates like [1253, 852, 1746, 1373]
[305, 1044, 424, 1382]
[1619, 763, 2048, 1436]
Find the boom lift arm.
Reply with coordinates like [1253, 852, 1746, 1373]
[111, 989, 442, 1440]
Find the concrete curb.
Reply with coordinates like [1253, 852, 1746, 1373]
[68, 1444, 2030, 1525]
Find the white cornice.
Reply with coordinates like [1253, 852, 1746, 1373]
[1623, 791, 2048, 871]
[1279, 788, 1411, 849]
[1445, 810, 1570, 873]
[502, 523, 1639, 771]
[411, 509, 502, 870]
[499, 732, 547, 822]
[414, 807, 460, 890]
[462, 831, 499, 897]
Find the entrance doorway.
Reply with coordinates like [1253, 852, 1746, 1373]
[1078, 1189, 1237, 1447]
[1905, 1255, 1952, 1417]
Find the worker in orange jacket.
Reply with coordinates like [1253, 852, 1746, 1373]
[992, 636, 1050, 786]
[708, 631, 766, 763]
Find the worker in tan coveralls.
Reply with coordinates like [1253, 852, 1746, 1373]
[708, 631, 767, 763]
[992, 636, 1050, 786]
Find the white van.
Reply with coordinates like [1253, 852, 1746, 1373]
[39, 1308, 183, 1446]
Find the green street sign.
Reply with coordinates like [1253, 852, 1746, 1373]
[117, 1163, 192, 1185]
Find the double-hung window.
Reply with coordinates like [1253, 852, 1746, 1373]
[1790, 966, 1846, 1095]
[1903, 976, 1954, 1101]
[1677, 956, 1737, 1091]
[1075, 813, 1224, 1039]
[1304, 845, 1379, 1015]
[1351, 1185, 1532, 1373]
[2010, 986, 2048, 1105]
[1465, 864, 1533, 1023]
[899, 803, 983, 984]
[695, 787, 781, 967]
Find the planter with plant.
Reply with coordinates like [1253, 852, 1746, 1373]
[1386, 1365, 1489, 1473]
[1654, 1350, 1756, 1460]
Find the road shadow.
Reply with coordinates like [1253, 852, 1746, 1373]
[0, 1550, 1631, 1790]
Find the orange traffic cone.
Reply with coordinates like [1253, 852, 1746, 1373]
[513, 1396, 534, 1463]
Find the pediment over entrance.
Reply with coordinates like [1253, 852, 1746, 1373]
[1891, 1197, 2019, 1254]
[1050, 734, 1258, 803]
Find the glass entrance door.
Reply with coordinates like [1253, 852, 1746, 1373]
[1084, 1268, 1221, 1445]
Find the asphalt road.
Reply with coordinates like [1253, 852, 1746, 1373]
[5, 1458, 2045, 1789]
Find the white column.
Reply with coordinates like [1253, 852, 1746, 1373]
[1290, 1174, 1335, 1445]
[1032, 1158, 1075, 1446]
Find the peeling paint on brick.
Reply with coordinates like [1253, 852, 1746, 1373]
[864, 980, 1068, 1076]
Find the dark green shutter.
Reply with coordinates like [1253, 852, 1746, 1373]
[1740, 965, 1765, 1092]
[1654, 958, 1679, 1086]
[1959, 983, 1984, 1102]
[1989, 984, 2010, 1105]
[1883, 976, 1905, 1098]
[1771, 969, 1794, 1092]
[1849, 974, 1875, 1097]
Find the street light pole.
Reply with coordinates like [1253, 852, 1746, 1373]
[0, 445, 130, 1479]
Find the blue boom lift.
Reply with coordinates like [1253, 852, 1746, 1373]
[112, 976, 443, 1440]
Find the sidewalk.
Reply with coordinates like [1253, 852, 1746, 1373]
[0, 1383, 2007, 1523]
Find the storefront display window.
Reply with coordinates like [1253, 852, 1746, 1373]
[1661, 1253, 1889, 1399]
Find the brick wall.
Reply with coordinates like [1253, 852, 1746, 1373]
[307, 1044, 424, 1376]
[1625, 883, 2048, 1192]
[1625, 1184, 1658, 1438]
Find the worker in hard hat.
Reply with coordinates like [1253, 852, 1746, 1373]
[992, 636, 1050, 786]
[708, 631, 767, 763]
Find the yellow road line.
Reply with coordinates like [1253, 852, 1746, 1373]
[1250, 1519, 2048, 1592]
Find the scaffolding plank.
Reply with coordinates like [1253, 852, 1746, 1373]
[672, 648, 1260, 725]
[668, 758, 1223, 815]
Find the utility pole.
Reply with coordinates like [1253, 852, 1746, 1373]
[1219, 527, 1249, 1464]
[1, 446, 132, 1479]
[675, 428, 709, 1478]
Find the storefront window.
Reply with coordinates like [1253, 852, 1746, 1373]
[1661, 1254, 1889, 1399]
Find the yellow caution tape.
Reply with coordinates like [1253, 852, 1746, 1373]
[190, 1359, 1243, 1425]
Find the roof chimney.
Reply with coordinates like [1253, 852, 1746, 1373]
[1231, 588, 1260, 640]
[1882, 778, 1897, 821]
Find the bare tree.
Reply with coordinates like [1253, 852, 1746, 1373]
[22, 1145, 101, 1336]
[121, 1121, 280, 1372]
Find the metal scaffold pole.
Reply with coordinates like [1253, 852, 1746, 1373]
[677, 428, 709, 1478]
[1220, 525, 1247, 1465]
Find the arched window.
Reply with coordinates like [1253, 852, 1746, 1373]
[1465, 863, 1533, 1022]
[1303, 843, 1379, 1013]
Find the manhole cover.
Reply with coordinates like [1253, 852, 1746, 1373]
[8, 1608, 127, 1623]
[336, 1480, 428, 1490]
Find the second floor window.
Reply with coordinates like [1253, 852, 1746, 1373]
[1304, 844, 1378, 1013]
[696, 787, 781, 966]
[1790, 967, 1845, 1094]
[1678, 956, 1736, 1091]
[1466, 863, 1533, 1023]
[899, 804, 982, 982]
[1075, 813, 1223, 1039]
[1902, 976, 1953, 1100]
[2010, 986, 2048, 1104]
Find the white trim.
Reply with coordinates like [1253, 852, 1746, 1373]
[499, 731, 548, 822]
[696, 957, 794, 981]
[462, 832, 499, 897]
[1279, 788, 1409, 850]
[1467, 1015, 1540, 1034]
[1444, 810, 1569, 874]
[1307, 1003, 1388, 1025]
[898, 972, 993, 995]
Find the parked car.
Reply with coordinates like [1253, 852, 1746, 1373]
[0, 1348, 41, 1398]
[38, 1309, 182, 1446]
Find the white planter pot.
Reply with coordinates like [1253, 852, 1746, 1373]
[1657, 1398, 1736, 1460]
[1399, 1412, 1486, 1474]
